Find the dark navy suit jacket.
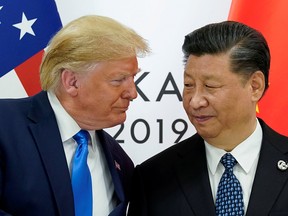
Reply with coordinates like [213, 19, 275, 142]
[128, 118, 288, 216]
[0, 91, 134, 216]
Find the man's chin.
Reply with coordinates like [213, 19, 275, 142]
[106, 115, 127, 128]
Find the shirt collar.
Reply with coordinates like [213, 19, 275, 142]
[205, 119, 263, 175]
[47, 91, 80, 143]
[47, 91, 98, 150]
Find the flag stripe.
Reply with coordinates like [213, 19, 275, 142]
[14, 50, 44, 96]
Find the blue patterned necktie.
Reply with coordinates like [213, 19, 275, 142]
[72, 130, 93, 216]
[215, 153, 244, 216]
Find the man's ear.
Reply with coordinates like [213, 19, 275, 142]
[61, 69, 79, 96]
[250, 71, 265, 102]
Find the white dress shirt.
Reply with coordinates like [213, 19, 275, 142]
[205, 119, 263, 214]
[48, 91, 116, 215]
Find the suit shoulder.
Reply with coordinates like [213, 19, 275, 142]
[140, 133, 203, 167]
[0, 96, 30, 112]
[259, 118, 288, 140]
[259, 119, 288, 153]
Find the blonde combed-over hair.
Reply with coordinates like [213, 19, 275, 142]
[40, 15, 150, 92]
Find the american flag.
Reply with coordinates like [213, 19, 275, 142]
[0, 0, 62, 96]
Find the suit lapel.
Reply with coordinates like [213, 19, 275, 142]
[246, 120, 288, 215]
[174, 135, 216, 215]
[28, 92, 74, 216]
[97, 130, 126, 216]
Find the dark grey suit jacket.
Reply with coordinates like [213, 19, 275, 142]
[0, 91, 134, 216]
[128, 118, 288, 216]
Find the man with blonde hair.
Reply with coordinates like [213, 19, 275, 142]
[0, 15, 150, 216]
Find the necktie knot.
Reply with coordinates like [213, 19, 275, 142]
[221, 153, 237, 171]
[73, 130, 90, 146]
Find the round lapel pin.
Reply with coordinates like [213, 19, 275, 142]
[277, 160, 288, 171]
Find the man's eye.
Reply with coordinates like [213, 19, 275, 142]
[113, 77, 126, 82]
[114, 79, 123, 82]
[205, 84, 214, 88]
[111, 77, 128, 85]
[205, 84, 220, 89]
[184, 83, 194, 88]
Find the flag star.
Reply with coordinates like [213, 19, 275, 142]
[13, 12, 37, 40]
